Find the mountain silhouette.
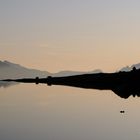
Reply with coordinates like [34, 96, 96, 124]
[1, 60, 140, 79]
[3, 67, 140, 99]
[2, 60, 140, 98]
[119, 63, 140, 72]
[0, 60, 51, 79]
[0, 60, 102, 79]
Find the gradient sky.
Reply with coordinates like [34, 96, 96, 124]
[1, 0, 140, 72]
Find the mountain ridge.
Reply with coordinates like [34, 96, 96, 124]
[120, 63, 140, 72]
[1, 60, 139, 79]
[0, 60, 102, 79]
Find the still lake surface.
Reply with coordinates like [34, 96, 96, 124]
[0, 83, 140, 140]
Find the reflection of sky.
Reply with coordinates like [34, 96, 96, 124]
[0, 84, 140, 140]
[1, 0, 140, 72]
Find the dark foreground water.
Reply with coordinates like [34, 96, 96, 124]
[0, 83, 140, 140]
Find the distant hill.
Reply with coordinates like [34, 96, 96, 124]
[0, 61, 51, 79]
[119, 63, 140, 72]
[53, 69, 102, 77]
[1, 60, 140, 80]
[0, 60, 102, 79]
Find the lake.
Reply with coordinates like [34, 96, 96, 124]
[0, 83, 140, 140]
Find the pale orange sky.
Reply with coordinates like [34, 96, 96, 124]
[1, 0, 140, 72]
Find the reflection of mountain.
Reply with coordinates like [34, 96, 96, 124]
[0, 81, 18, 88]
[2, 60, 140, 95]
[4, 69, 140, 99]
[0, 60, 102, 79]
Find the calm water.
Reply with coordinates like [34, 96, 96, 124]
[0, 83, 140, 140]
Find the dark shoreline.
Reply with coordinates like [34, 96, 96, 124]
[2, 69, 140, 99]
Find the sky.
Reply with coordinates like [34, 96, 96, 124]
[1, 0, 140, 72]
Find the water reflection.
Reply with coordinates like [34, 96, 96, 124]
[0, 81, 18, 88]
[0, 84, 140, 140]
[3, 73, 140, 99]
